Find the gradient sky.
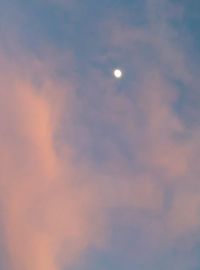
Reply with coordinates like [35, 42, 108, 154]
[0, 0, 200, 270]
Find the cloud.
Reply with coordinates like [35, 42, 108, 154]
[73, 0, 200, 264]
[0, 0, 200, 270]
[0, 52, 109, 270]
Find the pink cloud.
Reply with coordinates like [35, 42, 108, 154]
[0, 53, 108, 270]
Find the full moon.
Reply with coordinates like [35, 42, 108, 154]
[113, 69, 122, 78]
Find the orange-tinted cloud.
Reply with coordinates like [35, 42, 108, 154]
[0, 53, 109, 270]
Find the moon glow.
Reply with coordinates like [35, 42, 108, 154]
[113, 69, 122, 78]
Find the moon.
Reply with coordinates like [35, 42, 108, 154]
[113, 69, 122, 79]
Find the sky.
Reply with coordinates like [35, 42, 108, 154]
[0, 0, 200, 269]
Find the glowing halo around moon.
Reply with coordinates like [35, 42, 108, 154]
[113, 69, 123, 79]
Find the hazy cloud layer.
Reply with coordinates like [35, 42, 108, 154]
[0, 0, 200, 270]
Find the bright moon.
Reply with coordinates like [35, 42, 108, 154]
[113, 69, 122, 78]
